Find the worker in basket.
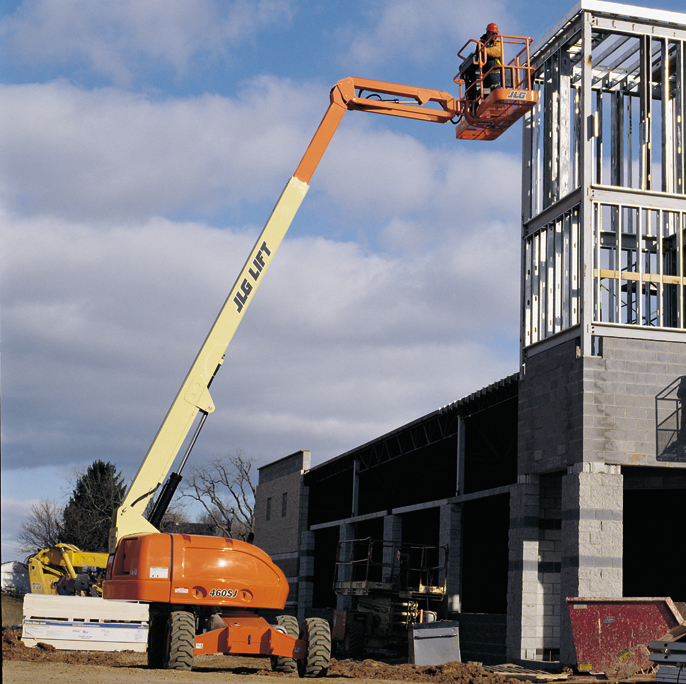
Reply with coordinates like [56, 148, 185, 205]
[481, 22, 503, 91]
[461, 22, 503, 100]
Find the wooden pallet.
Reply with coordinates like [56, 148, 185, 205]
[22, 594, 149, 652]
[482, 664, 569, 681]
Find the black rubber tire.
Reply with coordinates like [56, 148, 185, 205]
[343, 620, 364, 659]
[163, 610, 195, 671]
[271, 614, 299, 673]
[297, 617, 331, 678]
[147, 613, 167, 669]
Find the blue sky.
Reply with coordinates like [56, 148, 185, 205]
[2, 0, 685, 561]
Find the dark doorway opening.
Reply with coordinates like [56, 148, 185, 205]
[461, 494, 509, 613]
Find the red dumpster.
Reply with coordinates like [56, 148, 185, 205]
[566, 597, 686, 678]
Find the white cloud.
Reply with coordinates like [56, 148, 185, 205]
[0, 77, 523, 243]
[0, 0, 294, 85]
[0, 71, 523, 539]
[1, 205, 518, 485]
[0, 78, 324, 221]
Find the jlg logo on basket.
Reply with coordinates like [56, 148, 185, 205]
[508, 91, 527, 99]
[209, 588, 238, 598]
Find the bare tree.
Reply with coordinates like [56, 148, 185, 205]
[182, 450, 255, 541]
[17, 500, 64, 557]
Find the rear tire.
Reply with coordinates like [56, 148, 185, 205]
[343, 620, 364, 659]
[147, 613, 167, 669]
[271, 614, 299, 673]
[163, 610, 195, 671]
[297, 617, 331, 678]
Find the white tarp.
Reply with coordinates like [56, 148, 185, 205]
[1, 561, 30, 593]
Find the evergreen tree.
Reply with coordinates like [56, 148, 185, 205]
[61, 460, 126, 552]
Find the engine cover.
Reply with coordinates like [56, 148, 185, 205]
[103, 533, 289, 609]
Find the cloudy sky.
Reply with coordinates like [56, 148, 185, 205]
[2, 0, 684, 561]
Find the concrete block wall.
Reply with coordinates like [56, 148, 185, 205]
[514, 335, 685, 665]
[254, 450, 311, 610]
[382, 515, 402, 569]
[507, 473, 562, 662]
[254, 450, 311, 556]
[507, 476, 542, 661]
[584, 338, 686, 466]
[254, 471, 304, 554]
[559, 463, 623, 663]
[519, 339, 584, 473]
[539, 473, 562, 658]
[298, 529, 316, 622]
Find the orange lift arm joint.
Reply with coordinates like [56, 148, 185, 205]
[294, 77, 460, 184]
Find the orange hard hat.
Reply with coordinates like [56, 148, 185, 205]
[486, 22, 499, 33]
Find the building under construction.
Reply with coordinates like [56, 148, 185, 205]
[254, 0, 686, 668]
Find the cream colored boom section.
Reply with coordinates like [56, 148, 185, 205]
[109, 177, 309, 552]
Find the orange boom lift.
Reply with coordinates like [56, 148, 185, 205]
[103, 34, 536, 675]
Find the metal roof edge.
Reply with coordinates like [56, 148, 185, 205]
[532, 0, 686, 58]
[306, 371, 520, 476]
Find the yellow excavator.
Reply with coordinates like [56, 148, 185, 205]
[27, 544, 108, 597]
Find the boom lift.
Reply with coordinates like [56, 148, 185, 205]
[103, 36, 536, 674]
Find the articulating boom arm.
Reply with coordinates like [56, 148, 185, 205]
[293, 77, 458, 185]
[108, 74, 520, 552]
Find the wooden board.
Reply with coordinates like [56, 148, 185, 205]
[22, 594, 149, 652]
[483, 664, 568, 681]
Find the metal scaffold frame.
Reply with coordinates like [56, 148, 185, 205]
[521, 1, 686, 358]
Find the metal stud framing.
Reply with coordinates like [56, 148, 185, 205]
[522, 1, 686, 358]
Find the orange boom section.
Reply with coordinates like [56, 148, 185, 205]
[104, 534, 289, 609]
[293, 77, 458, 185]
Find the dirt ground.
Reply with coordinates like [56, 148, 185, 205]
[2, 626, 541, 684]
[2, 626, 658, 684]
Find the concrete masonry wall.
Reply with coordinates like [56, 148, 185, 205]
[513, 335, 685, 664]
[518, 338, 583, 473]
[584, 337, 686, 466]
[520, 336, 686, 472]
[254, 469, 305, 561]
[254, 451, 311, 607]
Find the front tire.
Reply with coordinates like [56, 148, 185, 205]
[163, 610, 195, 671]
[297, 617, 331, 678]
[271, 614, 299, 673]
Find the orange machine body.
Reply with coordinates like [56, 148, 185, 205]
[103, 533, 289, 609]
[193, 613, 304, 658]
